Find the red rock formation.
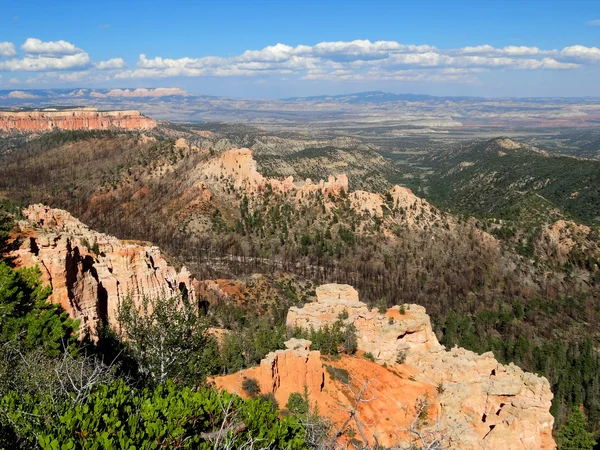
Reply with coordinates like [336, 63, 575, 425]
[0, 108, 156, 134]
[211, 338, 438, 448]
[285, 284, 556, 449]
[10, 204, 194, 338]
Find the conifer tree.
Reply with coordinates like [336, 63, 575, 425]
[557, 407, 597, 450]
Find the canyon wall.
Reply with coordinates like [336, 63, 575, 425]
[0, 108, 156, 134]
[10, 204, 194, 338]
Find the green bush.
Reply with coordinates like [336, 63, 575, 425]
[242, 377, 261, 397]
[286, 392, 309, 415]
[364, 352, 375, 362]
[1, 380, 306, 449]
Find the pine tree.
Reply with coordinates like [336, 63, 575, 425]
[557, 407, 597, 450]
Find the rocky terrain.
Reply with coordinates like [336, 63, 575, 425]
[1, 122, 599, 441]
[214, 284, 556, 450]
[10, 204, 194, 337]
[4, 203, 555, 448]
[0, 107, 156, 135]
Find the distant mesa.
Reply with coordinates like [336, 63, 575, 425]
[0, 107, 157, 134]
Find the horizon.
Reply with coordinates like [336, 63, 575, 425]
[1, 0, 600, 97]
[3, 87, 600, 102]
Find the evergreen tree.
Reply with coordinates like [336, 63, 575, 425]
[116, 294, 221, 385]
[557, 407, 597, 450]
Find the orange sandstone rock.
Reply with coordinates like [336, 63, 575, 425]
[10, 204, 194, 338]
[284, 284, 555, 450]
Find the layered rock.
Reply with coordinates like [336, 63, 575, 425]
[10, 204, 194, 338]
[285, 284, 556, 450]
[0, 108, 156, 134]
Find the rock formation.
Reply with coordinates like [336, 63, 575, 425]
[233, 283, 554, 450]
[0, 108, 156, 134]
[211, 337, 438, 449]
[198, 148, 461, 233]
[10, 204, 194, 338]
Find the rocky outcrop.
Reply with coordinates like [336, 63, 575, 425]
[285, 284, 556, 450]
[199, 148, 461, 233]
[288, 284, 441, 362]
[541, 219, 594, 263]
[10, 204, 194, 338]
[0, 108, 156, 134]
[211, 338, 438, 448]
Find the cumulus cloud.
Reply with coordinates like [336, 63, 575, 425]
[94, 58, 127, 70]
[21, 38, 83, 56]
[561, 45, 600, 61]
[0, 42, 17, 58]
[0, 52, 90, 72]
[1, 37, 600, 86]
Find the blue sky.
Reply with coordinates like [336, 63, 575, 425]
[1, 0, 600, 97]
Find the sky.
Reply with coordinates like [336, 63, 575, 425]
[1, 0, 600, 98]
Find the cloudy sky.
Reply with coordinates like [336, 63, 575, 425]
[1, 0, 600, 97]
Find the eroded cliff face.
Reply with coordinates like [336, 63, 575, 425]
[0, 108, 156, 134]
[215, 284, 556, 450]
[10, 204, 194, 338]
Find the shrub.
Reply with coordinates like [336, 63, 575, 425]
[259, 392, 279, 411]
[325, 365, 350, 384]
[242, 377, 261, 397]
[286, 392, 309, 415]
[364, 352, 375, 362]
[396, 349, 407, 364]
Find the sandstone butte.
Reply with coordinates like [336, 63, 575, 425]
[0, 107, 156, 134]
[212, 284, 556, 450]
[10, 204, 194, 338]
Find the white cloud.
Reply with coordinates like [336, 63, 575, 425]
[21, 38, 83, 56]
[0, 42, 17, 58]
[94, 58, 127, 69]
[460, 45, 496, 54]
[587, 19, 600, 26]
[0, 52, 90, 72]
[1, 38, 598, 86]
[561, 45, 600, 61]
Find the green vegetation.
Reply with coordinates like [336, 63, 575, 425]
[557, 407, 597, 450]
[425, 139, 600, 225]
[291, 314, 357, 356]
[287, 392, 309, 415]
[3, 131, 600, 443]
[3, 380, 305, 449]
[242, 377, 261, 397]
[0, 206, 310, 449]
[116, 295, 222, 385]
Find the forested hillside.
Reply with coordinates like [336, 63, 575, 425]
[0, 129, 599, 442]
